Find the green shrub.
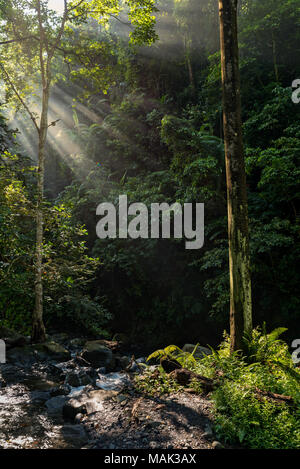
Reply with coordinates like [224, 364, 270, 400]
[144, 328, 300, 449]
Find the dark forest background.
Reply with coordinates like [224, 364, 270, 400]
[1, 0, 299, 349]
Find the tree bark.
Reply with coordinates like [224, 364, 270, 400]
[32, 85, 49, 343]
[218, 0, 252, 352]
[31, 0, 68, 343]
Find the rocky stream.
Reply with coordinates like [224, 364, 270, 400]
[0, 330, 222, 450]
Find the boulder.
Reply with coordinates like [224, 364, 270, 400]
[45, 396, 68, 416]
[91, 339, 120, 352]
[0, 326, 28, 349]
[7, 341, 70, 364]
[116, 355, 131, 370]
[96, 372, 132, 391]
[63, 389, 118, 420]
[182, 344, 212, 358]
[65, 370, 93, 387]
[112, 333, 130, 346]
[50, 385, 71, 397]
[6, 345, 39, 365]
[63, 397, 87, 420]
[54, 424, 88, 448]
[81, 341, 115, 370]
[50, 333, 70, 344]
[69, 338, 86, 348]
[42, 341, 71, 362]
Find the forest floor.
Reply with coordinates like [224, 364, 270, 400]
[0, 333, 227, 450]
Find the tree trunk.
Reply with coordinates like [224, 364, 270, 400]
[218, 0, 252, 352]
[32, 85, 49, 343]
[272, 32, 279, 82]
[184, 34, 195, 91]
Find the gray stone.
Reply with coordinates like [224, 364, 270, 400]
[204, 423, 214, 436]
[74, 413, 83, 424]
[8, 342, 70, 364]
[42, 341, 71, 362]
[117, 355, 131, 369]
[45, 396, 68, 416]
[81, 341, 115, 369]
[63, 389, 118, 420]
[96, 372, 131, 391]
[0, 327, 28, 349]
[69, 338, 86, 348]
[137, 357, 146, 364]
[112, 333, 130, 345]
[63, 397, 87, 420]
[50, 384, 71, 397]
[65, 370, 93, 387]
[6, 346, 38, 365]
[56, 424, 88, 448]
[50, 333, 70, 344]
[31, 391, 51, 403]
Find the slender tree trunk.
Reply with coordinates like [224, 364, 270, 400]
[272, 32, 279, 82]
[218, 0, 252, 352]
[32, 85, 49, 343]
[184, 34, 195, 91]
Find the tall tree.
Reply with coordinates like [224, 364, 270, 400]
[0, 0, 157, 342]
[218, 0, 252, 352]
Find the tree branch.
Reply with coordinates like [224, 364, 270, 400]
[0, 36, 37, 45]
[67, 0, 86, 13]
[0, 62, 40, 135]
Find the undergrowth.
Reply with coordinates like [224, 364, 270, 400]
[137, 327, 300, 449]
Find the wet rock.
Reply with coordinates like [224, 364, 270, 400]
[74, 413, 83, 424]
[137, 357, 146, 364]
[117, 355, 131, 369]
[54, 424, 88, 448]
[23, 377, 59, 391]
[182, 344, 212, 358]
[65, 370, 93, 387]
[50, 384, 71, 397]
[128, 362, 141, 373]
[45, 396, 68, 416]
[0, 326, 28, 349]
[7, 341, 70, 365]
[63, 389, 118, 420]
[31, 391, 51, 403]
[49, 333, 70, 344]
[204, 423, 214, 436]
[115, 394, 127, 403]
[81, 341, 115, 370]
[42, 341, 71, 362]
[63, 396, 87, 420]
[112, 333, 130, 346]
[96, 372, 131, 391]
[69, 338, 86, 348]
[91, 339, 120, 352]
[6, 346, 39, 365]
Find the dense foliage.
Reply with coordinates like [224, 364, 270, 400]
[0, 0, 299, 349]
[137, 329, 300, 449]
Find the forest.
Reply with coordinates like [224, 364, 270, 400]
[0, 0, 299, 452]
